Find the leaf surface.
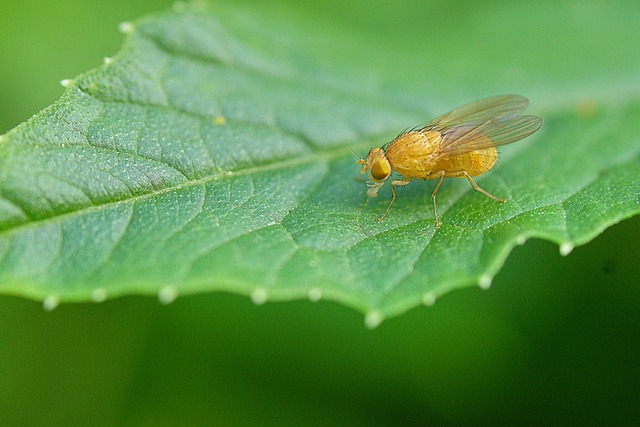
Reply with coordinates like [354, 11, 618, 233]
[1, 1, 639, 320]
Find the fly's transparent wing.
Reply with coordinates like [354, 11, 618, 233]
[425, 94, 529, 131]
[438, 114, 543, 155]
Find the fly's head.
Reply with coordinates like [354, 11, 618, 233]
[356, 147, 391, 197]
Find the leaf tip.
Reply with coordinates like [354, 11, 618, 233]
[364, 310, 384, 329]
[559, 242, 574, 256]
[91, 288, 108, 303]
[42, 295, 60, 312]
[308, 287, 322, 302]
[478, 274, 493, 290]
[422, 292, 437, 306]
[251, 288, 268, 305]
[158, 285, 179, 305]
[118, 21, 135, 35]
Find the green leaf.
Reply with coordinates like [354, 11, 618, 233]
[1, 1, 639, 322]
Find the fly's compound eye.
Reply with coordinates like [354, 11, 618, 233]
[370, 159, 391, 181]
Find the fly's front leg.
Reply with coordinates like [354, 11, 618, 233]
[463, 171, 506, 202]
[377, 178, 411, 222]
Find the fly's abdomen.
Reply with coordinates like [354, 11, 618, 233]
[432, 147, 498, 178]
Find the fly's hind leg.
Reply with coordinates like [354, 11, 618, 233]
[431, 171, 446, 228]
[377, 178, 411, 222]
[463, 171, 506, 202]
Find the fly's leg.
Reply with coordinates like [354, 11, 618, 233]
[431, 171, 446, 228]
[377, 179, 411, 222]
[463, 171, 506, 202]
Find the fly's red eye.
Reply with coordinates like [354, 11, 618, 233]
[371, 159, 390, 181]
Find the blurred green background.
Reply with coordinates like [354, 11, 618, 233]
[1, 0, 639, 425]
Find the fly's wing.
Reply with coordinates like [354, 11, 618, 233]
[437, 114, 543, 156]
[424, 94, 530, 131]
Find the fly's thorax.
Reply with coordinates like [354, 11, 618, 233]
[385, 130, 443, 179]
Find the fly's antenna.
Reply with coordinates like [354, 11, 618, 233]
[352, 148, 367, 173]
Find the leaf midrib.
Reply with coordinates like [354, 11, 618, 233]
[0, 134, 354, 238]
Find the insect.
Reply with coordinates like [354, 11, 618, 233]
[357, 94, 543, 228]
